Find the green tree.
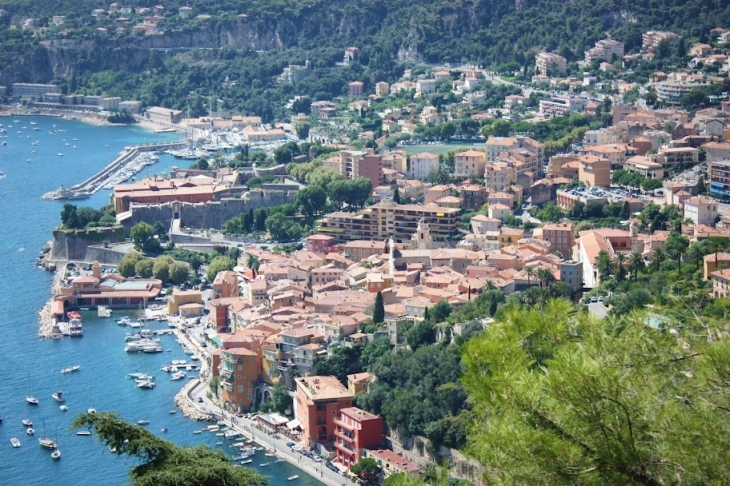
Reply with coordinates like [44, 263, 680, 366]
[118, 252, 143, 278]
[664, 231, 690, 272]
[462, 300, 730, 485]
[135, 258, 154, 278]
[169, 261, 190, 285]
[536, 267, 556, 288]
[629, 252, 645, 281]
[206, 256, 234, 282]
[254, 209, 268, 232]
[393, 187, 402, 204]
[373, 291, 385, 324]
[405, 320, 435, 350]
[153, 256, 172, 282]
[596, 250, 612, 282]
[351, 457, 381, 483]
[430, 300, 453, 323]
[270, 382, 292, 415]
[525, 266, 535, 287]
[312, 345, 362, 384]
[295, 122, 310, 140]
[131, 222, 161, 253]
[71, 412, 266, 486]
[295, 185, 327, 220]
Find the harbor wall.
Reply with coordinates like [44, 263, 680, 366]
[51, 227, 126, 261]
[121, 190, 295, 232]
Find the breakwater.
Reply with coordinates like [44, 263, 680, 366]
[42, 140, 185, 200]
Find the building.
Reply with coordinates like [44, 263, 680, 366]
[11, 83, 59, 100]
[318, 202, 461, 244]
[712, 267, 730, 298]
[347, 372, 375, 395]
[684, 196, 718, 225]
[657, 75, 709, 104]
[710, 160, 730, 198]
[642, 31, 680, 52]
[112, 174, 237, 213]
[560, 260, 583, 292]
[213, 270, 239, 299]
[348, 81, 364, 97]
[416, 79, 436, 96]
[585, 39, 624, 63]
[145, 106, 184, 125]
[535, 52, 568, 76]
[454, 150, 486, 178]
[624, 156, 664, 179]
[343, 240, 386, 262]
[362, 449, 422, 478]
[219, 347, 261, 412]
[704, 142, 730, 162]
[542, 222, 575, 257]
[408, 152, 439, 180]
[294, 376, 355, 447]
[375, 82, 390, 97]
[556, 189, 608, 210]
[167, 290, 203, 315]
[279, 60, 312, 84]
[657, 147, 699, 167]
[578, 155, 611, 187]
[576, 227, 643, 288]
[539, 96, 586, 118]
[485, 136, 545, 175]
[333, 407, 384, 468]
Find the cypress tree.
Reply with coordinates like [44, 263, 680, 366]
[373, 291, 385, 324]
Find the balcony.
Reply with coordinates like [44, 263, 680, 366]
[334, 428, 356, 442]
[334, 440, 356, 453]
[221, 381, 233, 392]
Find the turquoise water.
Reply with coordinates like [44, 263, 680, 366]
[0, 116, 321, 486]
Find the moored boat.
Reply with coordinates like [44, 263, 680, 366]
[22, 419, 32, 427]
[287, 476, 299, 481]
[137, 420, 150, 426]
[11, 438, 21, 448]
[136, 380, 155, 389]
[26, 396, 38, 405]
[39, 437, 57, 449]
[59, 405, 68, 412]
[26, 428, 35, 436]
[76, 431, 90, 436]
[51, 449, 61, 460]
[60, 365, 80, 374]
[52, 391, 65, 402]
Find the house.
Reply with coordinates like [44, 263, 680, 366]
[347, 372, 375, 395]
[362, 449, 422, 478]
[542, 222, 575, 257]
[334, 407, 384, 468]
[684, 196, 718, 226]
[578, 155, 611, 187]
[167, 290, 203, 315]
[624, 156, 664, 179]
[213, 271, 239, 299]
[408, 152, 439, 180]
[218, 347, 261, 412]
[712, 267, 730, 298]
[535, 52, 568, 76]
[454, 150, 487, 178]
[295, 376, 355, 448]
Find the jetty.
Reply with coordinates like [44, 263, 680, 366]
[42, 140, 186, 200]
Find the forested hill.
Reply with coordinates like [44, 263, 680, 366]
[1, 0, 729, 66]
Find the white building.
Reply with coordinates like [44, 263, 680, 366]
[408, 152, 439, 180]
[684, 196, 718, 226]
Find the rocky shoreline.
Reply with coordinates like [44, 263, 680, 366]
[174, 380, 214, 421]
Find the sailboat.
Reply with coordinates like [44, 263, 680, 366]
[26, 374, 38, 405]
[38, 419, 57, 449]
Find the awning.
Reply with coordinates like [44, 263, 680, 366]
[286, 419, 302, 430]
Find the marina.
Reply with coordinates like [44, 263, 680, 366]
[0, 116, 324, 486]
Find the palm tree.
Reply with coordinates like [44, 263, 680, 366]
[614, 253, 627, 281]
[246, 254, 260, 272]
[525, 266, 535, 287]
[686, 243, 704, 272]
[652, 247, 666, 270]
[629, 252, 644, 281]
[536, 268, 556, 288]
[483, 280, 497, 291]
[596, 250, 612, 282]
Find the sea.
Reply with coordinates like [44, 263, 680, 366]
[0, 116, 322, 486]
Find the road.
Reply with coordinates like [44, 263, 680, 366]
[588, 302, 609, 319]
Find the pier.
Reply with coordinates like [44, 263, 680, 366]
[42, 140, 186, 200]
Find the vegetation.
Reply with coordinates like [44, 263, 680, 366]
[130, 222, 162, 254]
[60, 204, 116, 229]
[71, 412, 266, 486]
[351, 457, 381, 483]
[372, 291, 385, 324]
[206, 255, 234, 282]
[462, 299, 730, 485]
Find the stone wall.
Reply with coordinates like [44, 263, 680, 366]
[120, 190, 295, 232]
[50, 227, 125, 261]
[85, 245, 128, 265]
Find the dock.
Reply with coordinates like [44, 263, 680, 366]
[42, 140, 186, 200]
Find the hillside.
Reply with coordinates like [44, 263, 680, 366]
[1, 0, 729, 119]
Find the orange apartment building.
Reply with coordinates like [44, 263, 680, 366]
[219, 347, 261, 412]
[295, 376, 355, 447]
[334, 407, 384, 468]
[213, 270, 239, 299]
[542, 222, 575, 256]
[578, 155, 611, 187]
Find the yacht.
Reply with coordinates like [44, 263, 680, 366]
[170, 371, 186, 381]
[87, 408, 97, 414]
[51, 449, 61, 460]
[137, 420, 150, 426]
[128, 372, 153, 381]
[242, 459, 253, 464]
[60, 365, 80, 374]
[125, 339, 162, 353]
[137, 380, 155, 389]
[52, 391, 66, 402]
[39, 437, 57, 449]
[287, 476, 299, 481]
[76, 431, 90, 436]
[67, 311, 83, 336]
[11, 438, 21, 448]
[26, 396, 38, 405]
[58, 153, 63, 157]
[117, 317, 131, 326]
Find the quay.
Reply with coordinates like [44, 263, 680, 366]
[42, 140, 186, 200]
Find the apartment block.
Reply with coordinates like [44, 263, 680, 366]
[542, 222, 575, 256]
[710, 160, 730, 198]
[454, 150, 487, 178]
[535, 52, 568, 76]
[11, 83, 59, 100]
[485, 136, 545, 175]
[657, 147, 699, 167]
[642, 31, 680, 53]
[317, 202, 461, 244]
[578, 155, 611, 187]
[585, 39, 624, 63]
[295, 376, 355, 448]
[684, 196, 718, 226]
[539, 96, 586, 118]
[334, 407, 384, 468]
[219, 347, 261, 413]
[484, 161, 517, 192]
[408, 152, 439, 180]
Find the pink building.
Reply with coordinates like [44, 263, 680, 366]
[348, 81, 364, 97]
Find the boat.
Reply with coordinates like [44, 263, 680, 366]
[242, 459, 253, 464]
[26, 396, 38, 405]
[137, 420, 150, 426]
[87, 408, 97, 414]
[117, 317, 131, 326]
[207, 426, 220, 432]
[22, 419, 32, 427]
[125, 339, 162, 353]
[170, 371, 186, 381]
[60, 365, 80, 374]
[30, 121, 36, 125]
[11, 438, 20, 448]
[66, 311, 83, 336]
[58, 153, 63, 156]
[192, 430, 202, 435]
[76, 431, 90, 436]
[51, 449, 61, 460]
[287, 475, 299, 481]
[215, 433, 225, 437]
[26, 428, 35, 436]
[259, 462, 270, 467]
[169, 410, 176, 414]
[274, 459, 283, 464]
[161, 366, 171, 372]
[265, 453, 275, 457]
[39, 437, 57, 449]
[52, 391, 66, 402]
[128, 372, 153, 381]
[137, 380, 155, 389]
[59, 405, 68, 412]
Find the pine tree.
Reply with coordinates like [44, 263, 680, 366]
[373, 291, 385, 324]
[393, 187, 402, 204]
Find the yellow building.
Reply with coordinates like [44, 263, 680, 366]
[167, 290, 203, 315]
[499, 227, 525, 248]
[347, 372, 375, 395]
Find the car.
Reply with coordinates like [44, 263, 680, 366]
[590, 297, 598, 303]
[235, 411, 243, 417]
[197, 397, 204, 403]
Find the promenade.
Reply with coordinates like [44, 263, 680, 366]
[166, 315, 357, 486]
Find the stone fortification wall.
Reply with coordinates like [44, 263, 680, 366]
[51, 227, 125, 261]
[121, 190, 295, 232]
[84, 245, 128, 265]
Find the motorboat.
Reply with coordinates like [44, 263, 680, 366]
[22, 419, 32, 427]
[117, 317, 131, 326]
[51, 449, 61, 460]
[11, 438, 20, 448]
[259, 462, 270, 467]
[59, 405, 68, 412]
[60, 365, 80, 374]
[26, 396, 38, 405]
[137, 380, 155, 389]
[169, 410, 176, 414]
[87, 408, 97, 414]
[170, 371, 186, 381]
[287, 476, 299, 481]
[76, 431, 90, 436]
[58, 153, 63, 157]
[137, 420, 150, 426]
[192, 430, 202, 434]
[242, 459, 253, 464]
[128, 372, 153, 381]
[161, 366, 171, 373]
[26, 428, 35, 436]
[52, 391, 66, 402]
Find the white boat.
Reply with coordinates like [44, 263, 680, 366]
[26, 396, 38, 405]
[60, 365, 80, 374]
[87, 408, 97, 414]
[128, 321, 143, 328]
[22, 419, 32, 427]
[26, 428, 35, 436]
[51, 449, 61, 460]
[125, 339, 162, 353]
[39, 437, 57, 449]
[58, 153, 63, 156]
[117, 317, 131, 326]
[192, 430, 202, 435]
[52, 391, 66, 402]
[259, 462, 270, 467]
[76, 431, 90, 436]
[264, 453, 275, 457]
[137, 380, 155, 389]
[170, 371, 186, 381]
[137, 420, 150, 426]
[11, 438, 21, 448]
[287, 476, 299, 481]
[160, 366, 171, 373]
[128, 372, 153, 381]
[169, 410, 176, 415]
[60, 405, 68, 412]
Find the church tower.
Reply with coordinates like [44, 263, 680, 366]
[410, 219, 434, 250]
